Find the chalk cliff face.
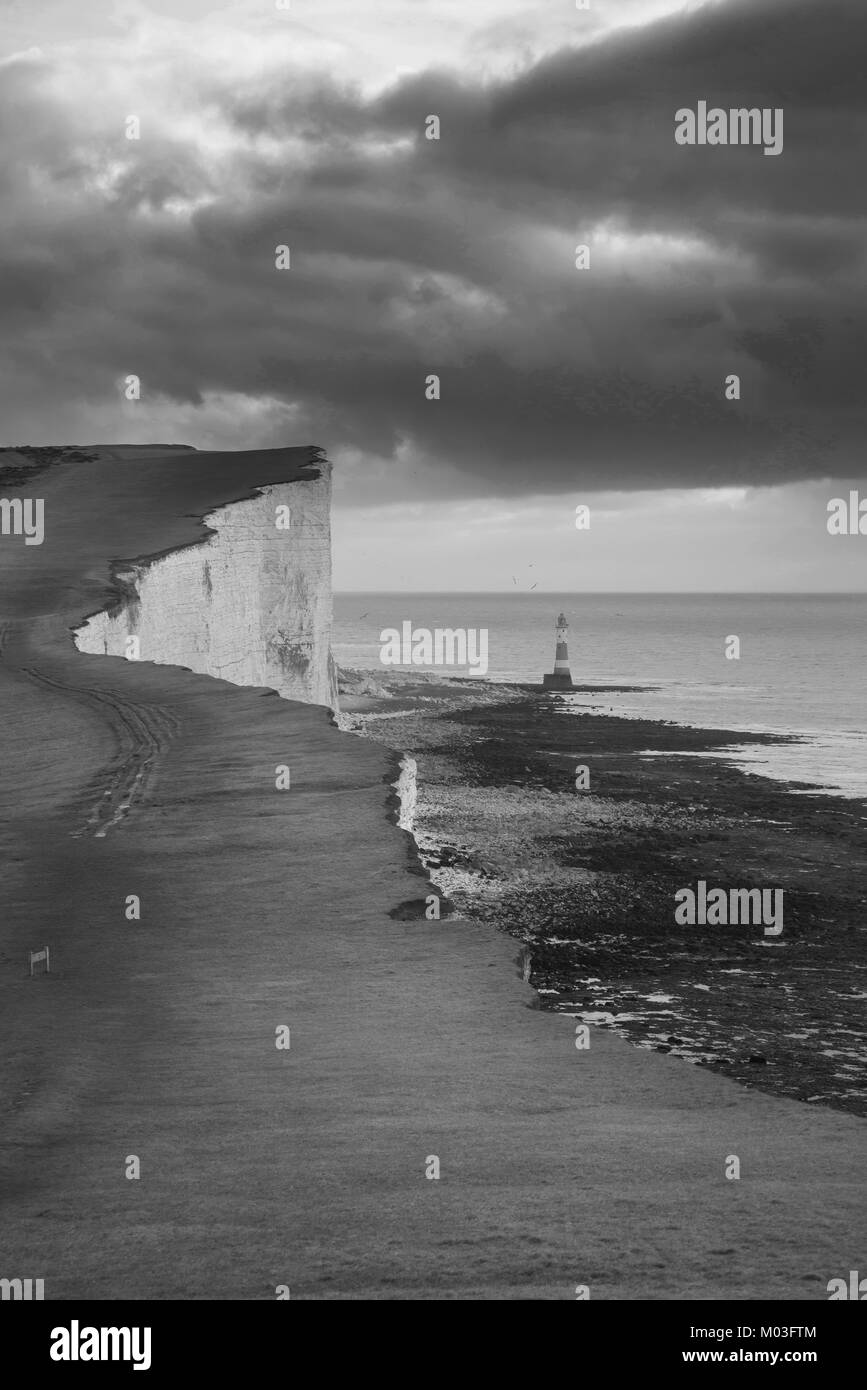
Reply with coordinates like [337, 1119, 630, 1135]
[75, 465, 337, 709]
[393, 755, 418, 832]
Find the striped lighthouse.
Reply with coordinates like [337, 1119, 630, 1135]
[542, 612, 574, 689]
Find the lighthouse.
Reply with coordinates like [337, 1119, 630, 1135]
[542, 612, 573, 689]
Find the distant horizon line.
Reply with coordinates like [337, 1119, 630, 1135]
[334, 590, 866, 597]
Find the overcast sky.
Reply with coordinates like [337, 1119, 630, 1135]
[1, 0, 865, 589]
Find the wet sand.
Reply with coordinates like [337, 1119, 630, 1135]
[1, 458, 866, 1299]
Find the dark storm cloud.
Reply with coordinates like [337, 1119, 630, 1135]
[1, 0, 865, 497]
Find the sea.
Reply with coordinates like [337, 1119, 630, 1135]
[333, 593, 867, 799]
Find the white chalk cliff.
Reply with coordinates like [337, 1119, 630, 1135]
[74, 465, 337, 709]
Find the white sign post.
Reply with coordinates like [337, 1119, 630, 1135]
[28, 947, 50, 976]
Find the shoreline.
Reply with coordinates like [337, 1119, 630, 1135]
[339, 668, 867, 1118]
[337, 666, 866, 799]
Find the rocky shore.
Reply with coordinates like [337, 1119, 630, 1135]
[339, 670, 867, 1118]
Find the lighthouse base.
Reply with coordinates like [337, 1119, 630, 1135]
[542, 672, 574, 689]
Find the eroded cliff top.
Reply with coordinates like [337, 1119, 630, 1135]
[0, 443, 327, 622]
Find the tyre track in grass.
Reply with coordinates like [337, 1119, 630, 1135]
[19, 663, 179, 838]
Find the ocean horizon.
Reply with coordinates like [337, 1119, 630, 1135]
[334, 592, 867, 798]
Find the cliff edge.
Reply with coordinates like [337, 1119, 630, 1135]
[73, 460, 337, 710]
